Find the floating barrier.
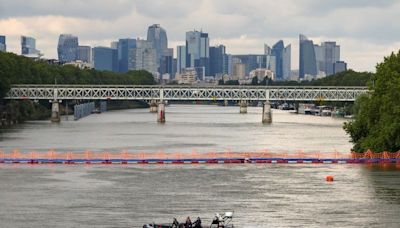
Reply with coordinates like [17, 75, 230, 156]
[0, 150, 399, 165]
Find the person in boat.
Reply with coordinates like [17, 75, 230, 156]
[184, 216, 192, 228]
[192, 217, 202, 228]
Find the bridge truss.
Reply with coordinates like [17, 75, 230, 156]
[6, 85, 368, 102]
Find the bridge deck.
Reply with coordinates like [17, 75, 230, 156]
[5, 85, 368, 101]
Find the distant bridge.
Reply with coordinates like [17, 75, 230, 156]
[6, 84, 368, 101]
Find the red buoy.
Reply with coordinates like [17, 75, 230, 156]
[326, 176, 334, 182]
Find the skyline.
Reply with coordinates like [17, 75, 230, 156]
[1, 0, 400, 72]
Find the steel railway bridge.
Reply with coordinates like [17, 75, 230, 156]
[5, 84, 368, 123]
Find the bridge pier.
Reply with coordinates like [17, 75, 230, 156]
[157, 102, 166, 123]
[239, 101, 247, 114]
[262, 101, 272, 124]
[149, 101, 158, 113]
[51, 100, 61, 123]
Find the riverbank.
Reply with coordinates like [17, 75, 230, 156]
[0, 100, 149, 128]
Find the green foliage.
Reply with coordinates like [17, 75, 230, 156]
[224, 80, 240, 85]
[344, 51, 400, 152]
[251, 76, 258, 85]
[0, 52, 156, 98]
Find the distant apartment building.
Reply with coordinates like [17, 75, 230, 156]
[21, 36, 41, 56]
[93, 47, 118, 72]
[250, 68, 275, 81]
[76, 45, 92, 63]
[57, 34, 79, 63]
[176, 68, 197, 84]
[0, 35, 6, 52]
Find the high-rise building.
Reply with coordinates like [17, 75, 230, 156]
[110, 41, 119, 49]
[117, 38, 136, 73]
[76, 46, 92, 63]
[314, 41, 341, 76]
[177, 45, 186, 74]
[57, 34, 79, 63]
[186, 30, 210, 78]
[93, 47, 118, 72]
[0, 35, 6, 52]
[209, 45, 226, 77]
[129, 39, 157, 74]
[265, 55, 276, 74]
[282, 44, 291, 80]
[147, 24, 168, 73]
[232, 54, 266, 76]
[21, 36, 40, 56]
[299, 34, 318, 79]
[321, 42, 340, 76]
[223, 54, 232, 76]
[161, 48, 174, 76]
[271, 41, 284, 80]
[264, 44, 271, 55]
[334, 61, 347, 74]
[269, 41, 291, 80]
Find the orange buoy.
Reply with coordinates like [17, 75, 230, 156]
[326, 176, 334, 182]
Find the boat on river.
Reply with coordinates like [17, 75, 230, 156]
[143, 212, 234, 228]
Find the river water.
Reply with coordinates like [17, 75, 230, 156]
[0, 105, 399, 227]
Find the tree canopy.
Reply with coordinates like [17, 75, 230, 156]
[0, 52, 155, 98]
[344, 50, 400, 152]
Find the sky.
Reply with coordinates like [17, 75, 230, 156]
[1, 0, 400, 72]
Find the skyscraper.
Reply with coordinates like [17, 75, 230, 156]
[93, 47, 118, 72]
[57, 34, 79, 63]
[117, 38, 136, 73]
[282, 44, 291, 80]
[21, 36, 40, 55]
[186, 30, 210, 78]
[272, 41, 284, 80]
[76, 46, 92, 63]
[299, 34, 317, 79]
[0, 35, 6, 52]
[322, 42, 340, 76]
[147, 24, 168, 73]
[209, 45, 226, 77]
[264, 44, 271, 55]
[177, 45, 186, 74]
[129, 39, 157, 74]
[160, 48, 174, 76]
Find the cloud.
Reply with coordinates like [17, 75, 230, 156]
[1, 0, 400, 72]
[0, 0, 135, 19]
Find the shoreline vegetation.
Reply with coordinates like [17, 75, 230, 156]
[0, 52, 155, 126]
[344, 50, 400, 153]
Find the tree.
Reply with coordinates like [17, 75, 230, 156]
[344, 50, 400, 152]
[251, 76, 258, 85]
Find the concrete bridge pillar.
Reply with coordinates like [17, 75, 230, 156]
[149, 101, 158, 113]
[157, 102, 166, 123]
[224, 100, 228, 106]
[262, 101, 272, 124]
[51, 100, 61, 123]
[239, 101, 248, 114]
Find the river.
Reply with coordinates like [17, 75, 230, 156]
[0, 105, 399, 227]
